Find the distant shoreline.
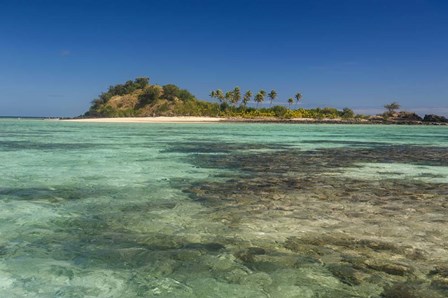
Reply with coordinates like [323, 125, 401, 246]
[62, 116, 448, 125]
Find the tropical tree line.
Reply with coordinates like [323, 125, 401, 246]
[209, 87, 302, 109]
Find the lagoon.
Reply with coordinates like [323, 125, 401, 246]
[0, 119, 447, 297]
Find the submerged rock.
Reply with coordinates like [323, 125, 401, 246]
[165, 140, 448, 296]
[364, 260, 414, 276]
[327, 264, 363, 286]
[431, 277, 448, 291]
[429, 265, 448, 278]
[380, 283, 420, 298]
[241, 272, 273, 288]
[247, 247, 266, 255]
[429, 266, 448, 291]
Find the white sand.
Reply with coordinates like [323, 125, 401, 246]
[63, 117, 225, 123]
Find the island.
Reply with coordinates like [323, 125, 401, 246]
[70, 77, 448, 125]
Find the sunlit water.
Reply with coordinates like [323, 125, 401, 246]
[1, 119, 447, 297]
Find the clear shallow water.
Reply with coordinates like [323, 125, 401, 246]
[0, 119, 447, 297]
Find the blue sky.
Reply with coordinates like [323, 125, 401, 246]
[1, 0, 447, 117]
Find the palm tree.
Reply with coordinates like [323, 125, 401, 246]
[209, 90, 216, 100]
[225, 91, 233, 104]
[242, 90, 252, 107]
[260, 91, 266, 106]
[295, 92, 302, 106]
[254, 91, 264, 108]
[231, 86, 241, 106]
[215, 89, 224, 103]
[268, 90, 277, 106]
[288, 98, 294, 108]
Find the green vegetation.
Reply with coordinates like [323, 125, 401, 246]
[254, 92, 264, 108]
[84, 77, 362, 120]
[295, 92, 303, 106]
[268, 90, 277, 106]
[383, 101, 401, 117]
[83, 79, 448, 124]
[288, 98, 294, 107]
[242, 90, 252, 107]
[85, 77, 219, 117]
[82, 79, 448, 124]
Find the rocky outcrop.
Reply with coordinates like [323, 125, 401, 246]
[396, 112, 423, 121]
[423, 114, 448, 123]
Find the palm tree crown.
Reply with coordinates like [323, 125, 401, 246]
[242, 90, 252, 106]
[295, 92, 302, 105]
[231, 86, 241, 106]
[268, 90, 277, 106]
[254, 91, 264, 108]
[288, 98, 294, 107]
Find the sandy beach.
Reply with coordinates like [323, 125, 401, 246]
[62, 117, 445, 125]
[63, 117, 349, 124]
[64, 116, 226, 123]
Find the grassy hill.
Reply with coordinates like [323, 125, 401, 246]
[84, 78, 221, 117]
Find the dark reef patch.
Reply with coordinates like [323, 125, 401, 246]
[162, 141, 292, 154]
[167, 141, 448, 296]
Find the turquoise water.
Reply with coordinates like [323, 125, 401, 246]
[0, 119, 447, 297]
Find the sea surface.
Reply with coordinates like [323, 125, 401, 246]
[0, 119, 447, 297]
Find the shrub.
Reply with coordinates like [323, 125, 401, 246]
[341, 108, 355, 119]
[271, 105, 289, 118]
[138, 86, 162, 107]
